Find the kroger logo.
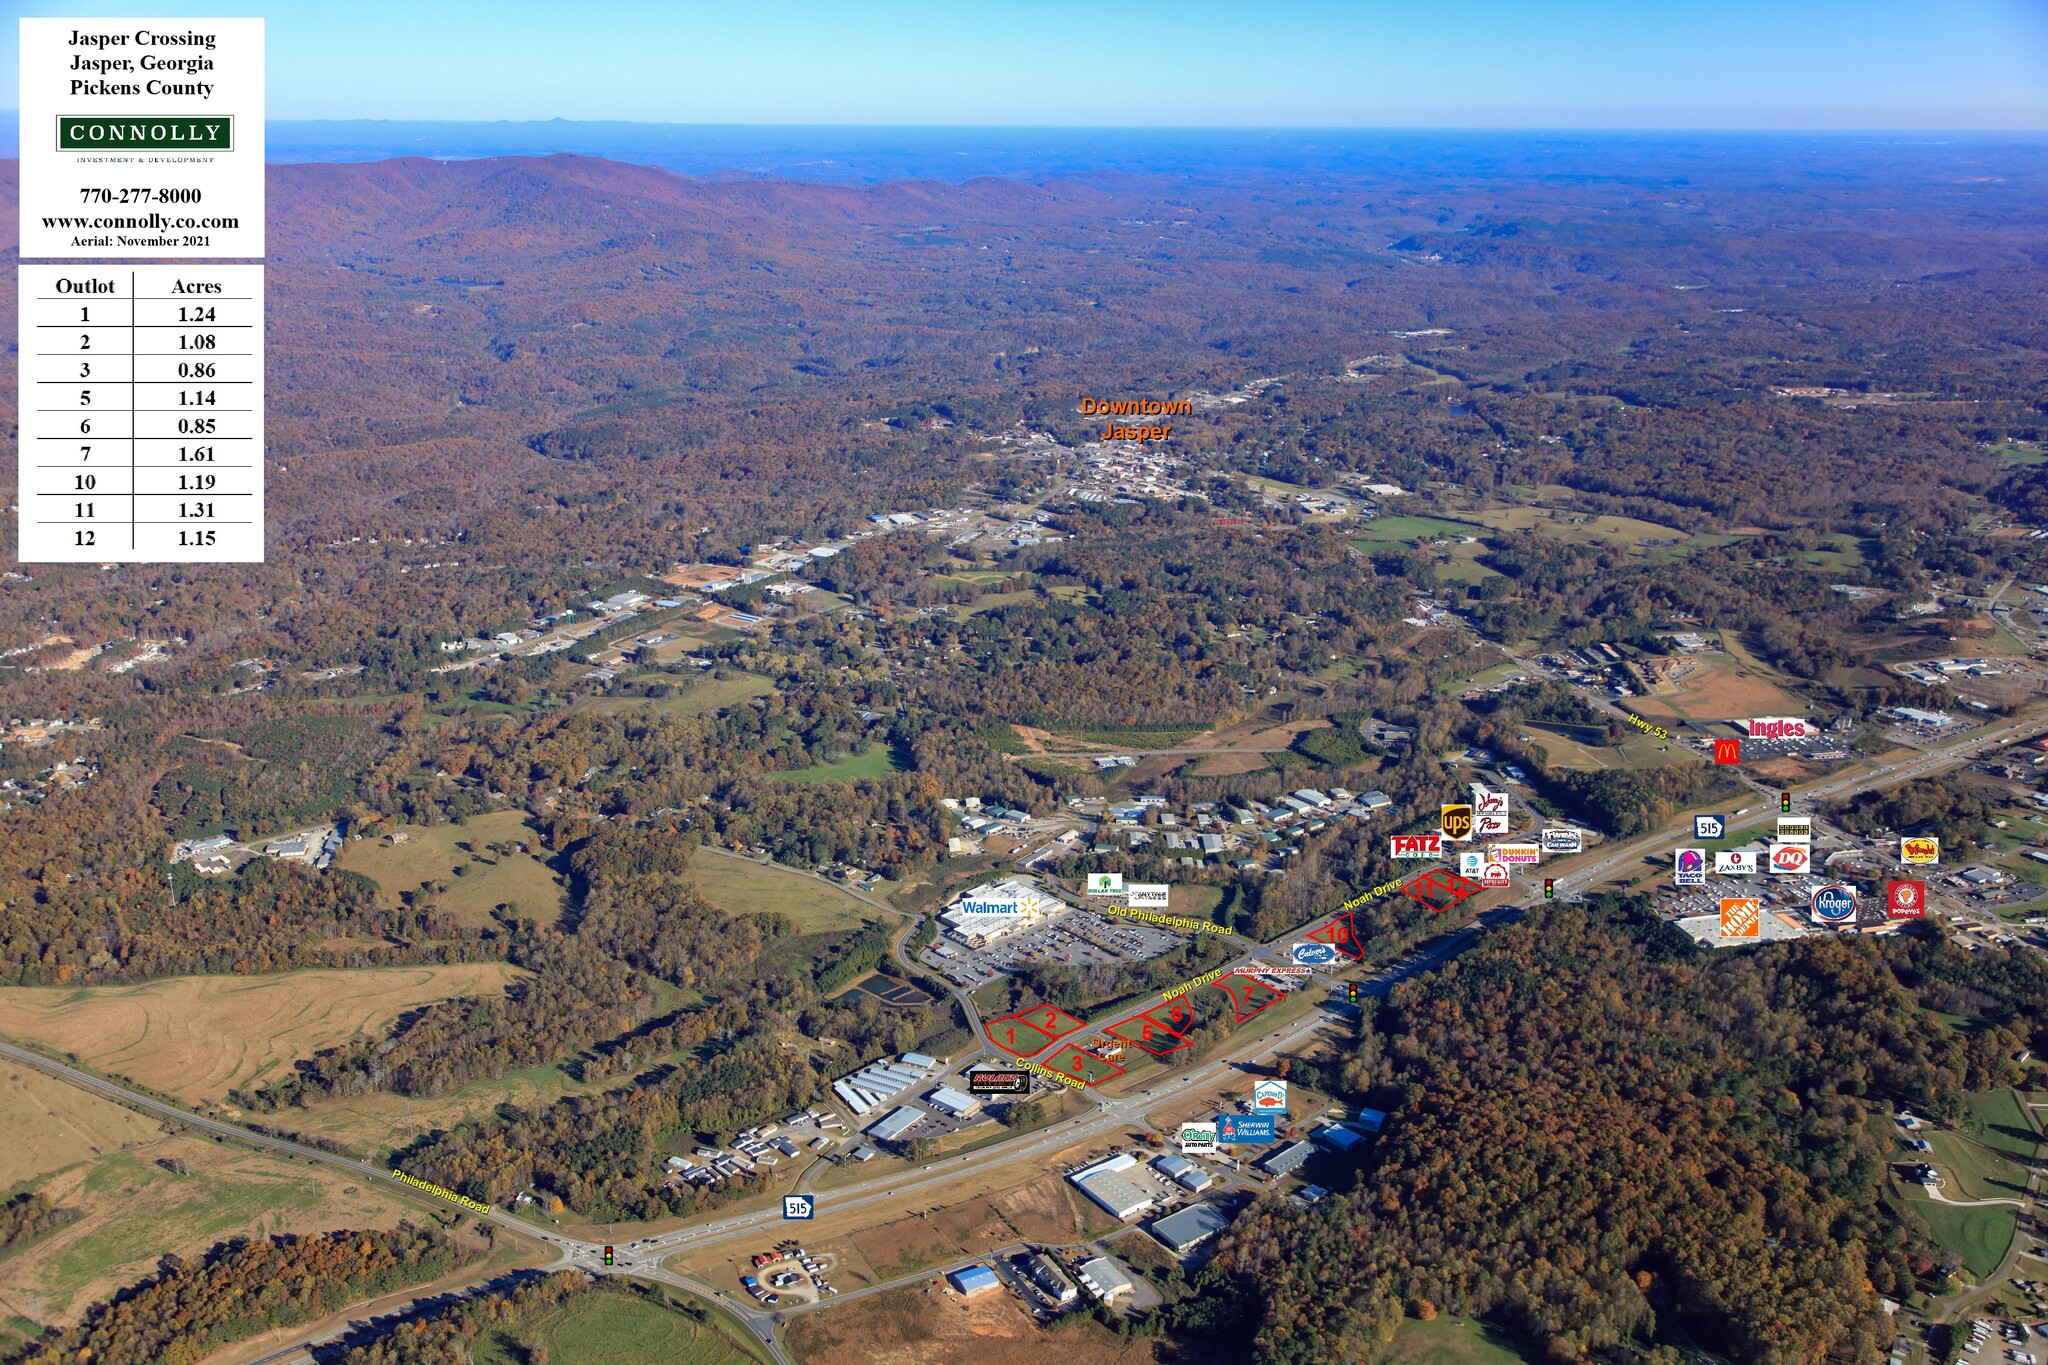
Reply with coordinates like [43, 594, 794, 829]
[1811, 885, 1856, 922]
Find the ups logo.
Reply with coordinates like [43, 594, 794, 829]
[1441, 803, 1474, 841]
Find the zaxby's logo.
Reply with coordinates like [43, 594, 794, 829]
[1769, 843, 1810, 875]
[1389, 834, 1442, 859]
[1887, 880, 1926, 919]
[1440, 804, 1474, 841]
[1716, 850, 1759, 875]
[1748, 717, 1815, 740]
[1900, 837, 1940, 866]
[1810, 884, 1856, 925]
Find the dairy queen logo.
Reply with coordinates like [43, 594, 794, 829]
[1810, 884, 1856, 925]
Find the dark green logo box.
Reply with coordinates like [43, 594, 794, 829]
[57, 116, 233, 150]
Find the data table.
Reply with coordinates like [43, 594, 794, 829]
[17, 264, 264, 563]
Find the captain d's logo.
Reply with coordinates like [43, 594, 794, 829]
[1440, 803, 1474, 841]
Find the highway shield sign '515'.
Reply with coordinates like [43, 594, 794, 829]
[1441, 804, 1473, 841]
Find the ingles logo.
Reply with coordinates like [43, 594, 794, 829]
[1747, 717, 1815, 741]
[1719, 898, 1760, 938]
[1900, 837, 1940, 866]
[1441, 804, 1474, 842]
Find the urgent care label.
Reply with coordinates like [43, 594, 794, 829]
[17, 265, 265, 563]
[18, 17, 265, 259]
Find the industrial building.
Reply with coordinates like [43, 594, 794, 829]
[1077, 1257, 1134, 1302]
[925, 1085, 982, 1119]
[1315, 1123, 1366, 1152]
[866, 1105, 924, 1143]
[1150, 1153, 1215, 1192]
[1259, 1139, 1315, 1177]
[1029, 1253, 1078, 1305]
[937, 876, 1050, 946]
[948, 1264, 1001, 1297]
[830, 1053, 941, 1117]
[1150, 1202, 1232, 1255]
[1068, 1153, 1156, 1221]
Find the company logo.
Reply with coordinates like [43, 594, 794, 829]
[1216, 1113, 1277, 1144]
[1713, 737, 1743, 765]
[1479, 861, 1512, 887]
[1086, 873, 1124, 895]
[966, 1069, 1032, 1096]
[1471, 785, 1509, 814]
[1473, 812, 1510, 839]
[1458, 851, 1483, 877]
[1440, 804, 1474, 841]
[1179, 1122, 1219, 1155]
[958, 897, 1033, 916]
[1776, 817, 1812, 844]
[1887, 880, 1926, 919]
[1748, 717, 1816, 740]
[1695, 814, 1726, 840]
[1715, 850, 1759, 875]
[1491, 843, 1543, 866]
[1675, 848, 1707, 886]
[1768, 843, 1810, 875]
[1290, 942, 1339, 966]
[1540, 827, 1583, 854]
[1126, 882, 1170, 908]
[1900, 837, 1940, 866]
[1720, 897, 1761, 938]
[783, 1195, 815, 1220]
[1811, 884, 1857, 925]
[57, 115, 234, 151]
[1389, 834, 1443, 859]
[1252, 1078, 1289, 1113]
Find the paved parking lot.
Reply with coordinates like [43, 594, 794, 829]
[920, 906, 1184, 987]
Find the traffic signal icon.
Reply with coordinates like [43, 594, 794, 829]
[1543, 878, 1554, 899]
[603, 1245, 614, 1266]
[1345, 982, 1359, 1005]
[1780, 790, 1792, 813]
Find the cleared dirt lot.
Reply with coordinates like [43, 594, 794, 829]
[784, 1280, 1161, 1365]
[0, 963, 527, 1105]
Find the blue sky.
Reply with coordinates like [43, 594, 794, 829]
[5, 0, 2046, 128]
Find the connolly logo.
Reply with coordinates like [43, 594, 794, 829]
[59, 115, 233, 150]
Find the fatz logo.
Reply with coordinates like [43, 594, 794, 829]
[1389, 834, 1442, 859]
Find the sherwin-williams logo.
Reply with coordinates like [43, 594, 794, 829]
[59, 116, 232, 150]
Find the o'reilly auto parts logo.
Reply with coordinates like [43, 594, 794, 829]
[58, 115, 233, 150]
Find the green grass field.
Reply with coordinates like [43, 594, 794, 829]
[1353, 515, 1484, 552]
[771, 744, 909, 783]
[1906, 1190, 2017, 1280]
[476, 1288, 767, 1365]
[336, 810, 565, 928]
[685, 853, 879, 933]
[1962, 1089, 2042, 1166]
[1386, 1314, 1541, 1365]
[574, 671, 774, 719]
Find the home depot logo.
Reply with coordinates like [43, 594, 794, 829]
[1720, 898, 1760, 938]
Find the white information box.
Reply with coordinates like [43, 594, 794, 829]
[18, 17, 265, 260]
